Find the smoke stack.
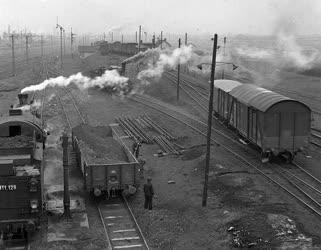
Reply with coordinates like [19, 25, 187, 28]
[18, 93, 29, 106]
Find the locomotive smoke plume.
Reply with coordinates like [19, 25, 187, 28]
[234, 0, 321, 71]
[276, 32, 319, 70]
[21, 46, 195, 96]
[235, 35, 319, 70]
[21, 70, 129, 94]
[235, 47, 272, 60]
[137, 45, 193, 83]
[20, 100, 41, 111]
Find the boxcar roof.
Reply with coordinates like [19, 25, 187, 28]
[214, 80, 242, 92]
[230, 83, 297, 112]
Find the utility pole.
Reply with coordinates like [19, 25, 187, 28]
[202, 34, 218, 207]
[121, 34, 124, 53]
[41, 35, 44, 58]
[103, 32, 106, 41]
[177, 38, 181, 101]
[50, 34, 53, 54]
[138, 25, 141, 52]
[25, 35, 29, 64]
[111, 32, 113, 42]
[71, 28, 75, 59]
[185, 33, 188, 46]
[10, 35, 15, 76]
[135, 31, 137, 43]
[152, 34, 156, 48]
[222, 37, 227, 79]
[63, 30, 66, 56]
[20, 31, 23, 51]
[62, 132, 71, 218]
[56, 23, 64, 69]
[160, 31, 163, 49]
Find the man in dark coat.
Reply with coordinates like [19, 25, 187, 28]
[143, 177, 154, 210]
[132, 140, 141, 158]
[132, 141, 138, 155]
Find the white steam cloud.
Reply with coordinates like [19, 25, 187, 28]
[276, 32, 319, 70]
[234, 32, 320, 72]
[21, 70, 129, 94]
[21, 46, 196, 96]
[137, 45, 193, 82]
[235, 47, 272, 60]
[20, 100, 41, 111]
[234, 0, 321, 71]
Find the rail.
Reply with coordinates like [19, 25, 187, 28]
[130, 93, 321, 219]
[97, 197, 149, 250]
[47, 63, 148, 248]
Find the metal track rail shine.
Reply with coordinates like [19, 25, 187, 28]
[130, 94, 321, 218]
[311, 128, 321, 148]
[97, 197, 149, 250]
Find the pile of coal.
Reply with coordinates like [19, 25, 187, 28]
[0, 135, 34, 148]
[73, 124, 128, 163]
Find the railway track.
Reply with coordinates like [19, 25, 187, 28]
[56, 87, 86, 130]
[164, 71, 321, 212]
[167, 70, 321, 150]
[311, 128, 321, 148]
[98, 197, 149, 250]
[130, 93, 321, 218]
[46, 65, 149, 249]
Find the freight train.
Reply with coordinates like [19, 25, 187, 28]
[71, 124, 140, 199]
[98, 39, 167, 56]
[0, 93, 46, 242]
[213, 80, 311, 162]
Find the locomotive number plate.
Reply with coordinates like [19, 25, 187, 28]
[0, 185, 17, 191]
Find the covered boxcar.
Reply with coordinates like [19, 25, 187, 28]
[214, 80, 242, 120]
[214, 80, 311, 161]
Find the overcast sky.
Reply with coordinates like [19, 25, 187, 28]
[1, 0, 321, 36]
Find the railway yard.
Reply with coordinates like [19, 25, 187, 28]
[1, 36, 321, 250]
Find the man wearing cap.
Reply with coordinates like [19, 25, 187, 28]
[143, 177, 154, 210]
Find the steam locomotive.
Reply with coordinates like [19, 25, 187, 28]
[0, 93, 46, 243]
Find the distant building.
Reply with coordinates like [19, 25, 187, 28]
[78, 45, 98, 58]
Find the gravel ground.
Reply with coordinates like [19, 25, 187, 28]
[2, 51, 321, 249]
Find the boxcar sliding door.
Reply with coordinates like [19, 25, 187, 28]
[279, 112, 294, 151]
[248, 108, 257, 143]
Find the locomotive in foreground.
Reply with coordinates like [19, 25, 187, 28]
[0, 94, 46, 242]
[213, 80, 311, 162]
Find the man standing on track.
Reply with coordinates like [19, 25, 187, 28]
[144, 177, 154, 210]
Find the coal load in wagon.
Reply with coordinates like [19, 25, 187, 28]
[0, 135, 34, 148]
[73, 124, 128, 164]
